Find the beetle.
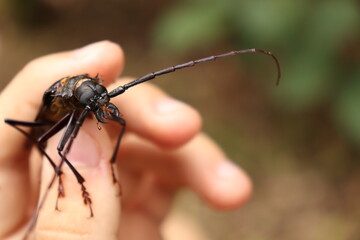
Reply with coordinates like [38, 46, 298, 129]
[4, 48, 280, 236]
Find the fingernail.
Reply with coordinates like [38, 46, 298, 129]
[64, 130, 101, 167]
[155, 98, 186, 114]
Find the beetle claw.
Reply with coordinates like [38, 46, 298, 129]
[95, 109, 108, 123]
[106, 103, 120, 117]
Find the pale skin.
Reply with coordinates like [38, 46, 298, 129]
[0, 41, 252, 240]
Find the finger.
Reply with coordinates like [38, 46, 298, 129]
[119, 133, 252, 210]
[35, 118, 121, 240]
[108, 78, 202, 148]
[0, 41, 124, 238]
[178, 133, 252, 209]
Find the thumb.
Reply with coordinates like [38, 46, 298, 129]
[35, 118, 121, 240]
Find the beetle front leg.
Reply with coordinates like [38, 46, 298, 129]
[108, 113, 126, 196]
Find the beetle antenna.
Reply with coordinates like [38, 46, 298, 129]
[108, 49, 281, 98]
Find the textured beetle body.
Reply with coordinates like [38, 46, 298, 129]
[37, 74, 118, 124]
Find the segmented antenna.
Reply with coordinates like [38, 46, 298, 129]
[109, 49, 281, 98]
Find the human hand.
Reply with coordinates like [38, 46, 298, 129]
[0, 41, 252, 240]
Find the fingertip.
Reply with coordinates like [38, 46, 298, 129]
[176, 133, 252, 210]
[203, 161, 253, 210]
[190, 159, 253, 210]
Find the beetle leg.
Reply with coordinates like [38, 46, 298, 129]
[95, 108, 108, 123]
[108, 113, 126, 195]
[58, 151, 93, 217]
[52, 111, 77, 209]
[4, 114, 72, 238]
[5, 113, 73, 171]
[5, 118, 59, 172]
[56, 107, 94, 217]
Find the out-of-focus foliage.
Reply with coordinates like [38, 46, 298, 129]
[152, 0, 227, 53]
[152, 0, 360, 145]
[335, 70, 360, 145]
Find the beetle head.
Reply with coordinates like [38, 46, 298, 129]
[76, 81, 110, 109]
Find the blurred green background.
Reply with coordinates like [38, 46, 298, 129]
[0, 0, 359, 239]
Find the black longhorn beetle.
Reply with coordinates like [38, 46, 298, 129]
[4, 48, 280, 236]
